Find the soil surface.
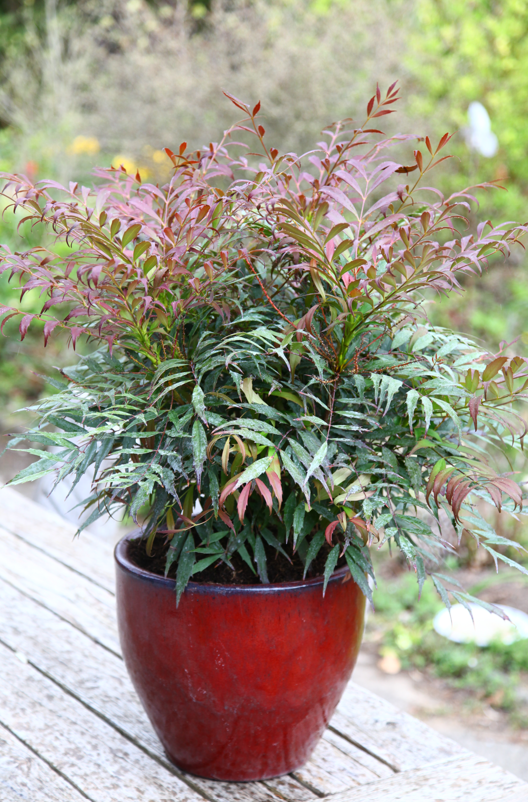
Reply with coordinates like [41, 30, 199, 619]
[128, 532, 347, 584]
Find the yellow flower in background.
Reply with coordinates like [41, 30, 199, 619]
[112, 155, 150, 179]
[152, 149, 169, 164]
[112, 155, 137, 174]
[67, 136, 100, 156]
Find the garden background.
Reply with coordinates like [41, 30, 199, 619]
[1, 0, 528, 778]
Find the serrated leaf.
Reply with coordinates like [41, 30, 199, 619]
[344, 549, 373, 604]
[192, 385, 206, 422]
[176, 532, 196, 604]
[303, 531, 325, 578]
[192, 420, 207, 489]
[293, 502, 305, 546]
[323, 544, 340, 595]
[254, 535, 269, 583]
[235, 455, 273, 488]
[421, 396, 433, 433]
[304, 441, 327, 486]
[406, 389, 419, 432]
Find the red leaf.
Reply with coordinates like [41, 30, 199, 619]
[255, 477, 273, 512]
[258, 125, 265, 137]
[468, 395, 482, 431]
[69, 326, 85, 349]
[252, 101, 261, 116]
[482, 356, 508, 383]
[0, 312, 18, 335]
[19, 314, 35, 341]
[222, 91, 249, 113]
[367, 96, 375, 116]
[43, 319, 60, 346]
[325, 520, 339, 545]
[376, 84, 381, 103]
[218, 508, 236, 533]
[219, 479, 237, 506]
[266, 469, 283, 509]
[237, 482, 252, 522]
[179, 142, 187, 156]
[437, 132, 452, 152]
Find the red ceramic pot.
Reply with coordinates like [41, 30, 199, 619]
[115, 532, 365, 781]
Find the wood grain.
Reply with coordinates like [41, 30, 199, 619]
[2, 485, 527, 802]
[0, 721, 88, 802]
[0, 524, 120, 654]
[329, 753, 528, 801]
[0, 484, 115, 592]
[0, 641, 204, 802]
[0, 579, 289, 802]
[332, 682, 465, 771]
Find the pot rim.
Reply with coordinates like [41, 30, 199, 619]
[114, 530, 352, 593]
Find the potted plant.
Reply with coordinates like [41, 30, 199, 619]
[1, 84, 528, 782]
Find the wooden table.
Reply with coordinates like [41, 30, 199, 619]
[1, 486, 527, 802]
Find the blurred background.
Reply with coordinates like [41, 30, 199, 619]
[1, 0, 528, 780]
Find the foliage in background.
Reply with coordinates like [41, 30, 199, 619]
[1, 87, 528, 605]
[369, 571, 528, 726]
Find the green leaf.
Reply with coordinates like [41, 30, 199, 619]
[416, 554, 426, 598]
[254, 535, 269, 583]
[192, 420, 207, 488]
[121, 224, 142, 248]
[323, 544, 340, 595]
[192, 554, 222, 575]
[7, 457, 58, 485]
[176, 532, 196, 604]
[431, 574, 451, 610]
[344, 549, 373, 604]
[404, 456, 422, 495]
[164, 532, 187, 576]
[304, 441, 327, 486]
[133, 241, 150, 261]
[433, 398, 461, 438]
[421, 396, 433, 433]
[283, 492, 297, 538]
[280, 450, 305, 489]
[235, 455, 273, 488]
[303, 531, 325, 578]
[293, 502, 306, 546]
[192, 385, 206, 422]
[406, 389, 419, 432]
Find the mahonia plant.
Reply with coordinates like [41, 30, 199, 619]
[1, 84, 528, 604]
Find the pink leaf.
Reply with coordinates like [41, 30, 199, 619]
[255, 478, 273, 512]
[266, 469, 283, 509]
[237, 482, 252, 522]
[325, 520, 339, 545]
[468, 395, 482, 431]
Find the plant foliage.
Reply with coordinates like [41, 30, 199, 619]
[1, 84, 528, 604]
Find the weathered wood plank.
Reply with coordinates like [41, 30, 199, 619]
[0, 484, 115, 592]
[0, 577, 295, 802]
[292, 737, 381, 795]
[322, 729, 393, 781]
[0, 721, 88, 802]
[0, 521, 395, 797]
[328, 754, 528, 801]
[0, 525, 120, 654]
[0, 640, 208, 802]
[330, 682, 465, 772]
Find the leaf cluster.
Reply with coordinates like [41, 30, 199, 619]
[1, 84, 528, 606]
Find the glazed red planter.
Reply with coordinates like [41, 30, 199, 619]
[115, 532, 366, 781]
